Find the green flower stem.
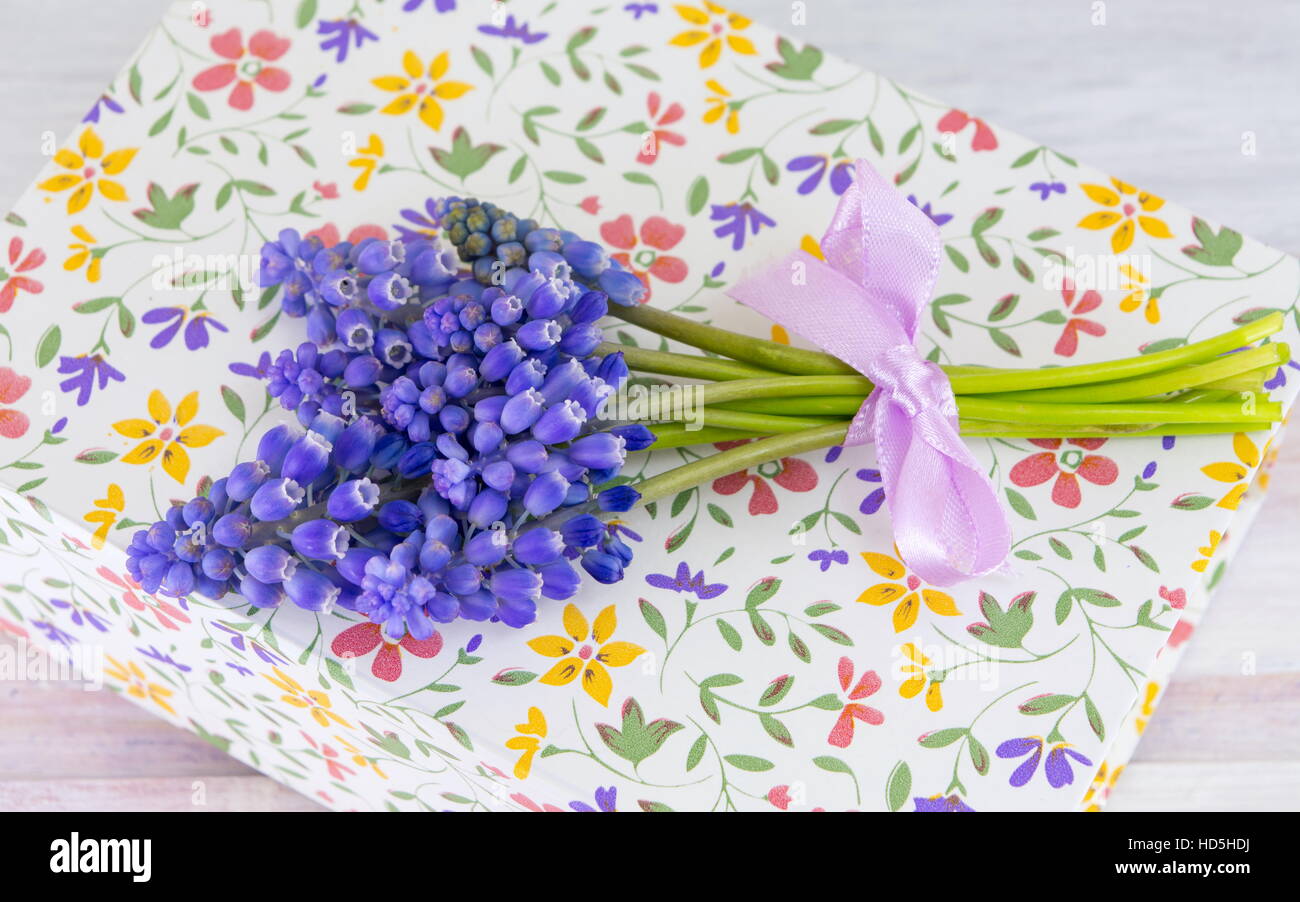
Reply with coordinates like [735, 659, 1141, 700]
[956, 421, 1275, 438]
[697, 375, 872, 404]
[663, 408, 846, 433]
[939, 311, 1285, 394]
[974, 343, 1288, 405]
[958, 396, 1280, 426]
[1198, 368, 1270, 394]
[595, 342, 778, 381]
[610, 303, 1284, 393]
[606, 302, 856, 376]
[632, 423, 850, 507]
[644, 425, 763, 450]
[713, 396, 866, 416]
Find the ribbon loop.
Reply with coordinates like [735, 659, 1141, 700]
[728, 159, 1011, 587]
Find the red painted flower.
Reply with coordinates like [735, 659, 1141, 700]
[305, 223, 387, 246]
[1009, 438, 1118, 508]
[637, 92, 685, 165]
[827, 656, 884, 748]
[599, 214, 688, 303]
[710, 438, 818, 515]
[937, 109, 998, 151]
[192, 28, 292, 111]
[767, 785, 792, 810]
[331, 620, 443, 682]
[580, 195, 601, 215]
[0, 367, 31, 439]
[1055, 280, 1106, 357]
[0, 237, 45, 313]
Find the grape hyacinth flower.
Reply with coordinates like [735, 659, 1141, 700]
[129, 209, 650, 645]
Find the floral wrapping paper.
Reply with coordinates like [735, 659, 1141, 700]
[0, 0, 1295, 812]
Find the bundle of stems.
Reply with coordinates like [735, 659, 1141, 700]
[594, 305, 1289, 507]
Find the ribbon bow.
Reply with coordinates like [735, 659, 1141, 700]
[728, 159, 1010, 586]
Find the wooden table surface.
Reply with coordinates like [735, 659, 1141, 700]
[1, 0, 1296, 812]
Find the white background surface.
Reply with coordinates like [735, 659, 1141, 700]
[0, 0, 1296, 811]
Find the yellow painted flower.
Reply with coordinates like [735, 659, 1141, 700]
[38, 127, 138, 214]
[82, 482, 125, 549]
[336, 734, 387, 779]
[857, 551, 961, 633]
[263, 666, 352, 728]
[670, 2, 757, 68]
[1192, 529, 1222, 573]
[703, 79, 740, 134]
[897, 642, 943, 711]
[105, 655, 175, 715]
[112, 389, 224, 485]
[1200, 432, 1262, 510]
[371, 50, 472, 131]
[1117, 262, 1159, 324]
[1076, 177, 1171, 253]
[505, 707, 548, 779]
[348, 133, 385, 191]
[1133, 681, 1160, 734]
[63, 225, 103, 282]
[1082, 760, 1125, 811]
[527, 604, 645, 706]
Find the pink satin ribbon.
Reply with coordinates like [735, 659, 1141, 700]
[728, 159, 1010, 586]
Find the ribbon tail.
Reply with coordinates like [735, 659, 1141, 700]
[873, 405, 1012, 587]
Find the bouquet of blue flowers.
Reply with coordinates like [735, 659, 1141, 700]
[125, 189, 1287, 647]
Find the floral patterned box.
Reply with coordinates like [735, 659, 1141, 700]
[1, 0, 1294, 812]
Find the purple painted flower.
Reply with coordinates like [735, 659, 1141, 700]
[913, 794, 975, 812]
[478, 15, 547, 43]
[138, 645, 192, 672]
[401, 0, 455, 11]
[645, 561, 727, 599]
[1264, 358, 1300, 390]
[1142, 460, 1158, 480]
[710, 203, 776, 251]
[856, 467, 885, 515]
[394, 199, 441, 243]
[906, 195, 953, 227]
[1161, 435, 1176, 451]
[83, 93, 124, 124]
[58, 354, 125, 406]
[808, 549, 848, 571]
[213, 621, 286, 665]
[788, 155, 853, 196]
[226, 661, 253, 677]
[49, 599, 109, 632]
[824, 445, 844, 463]
[624, 2, 659, 17]
[570, 786, 618, 812]
[142, 307, 228, 350]
[1030, 181, 1066, 201]
[996, 736, 1092, 788]
[32, 620, 76, 646]
[229, 351, 273, 380]
[317, 19, 379, 63]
